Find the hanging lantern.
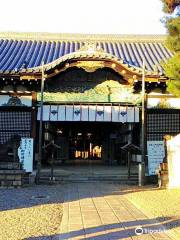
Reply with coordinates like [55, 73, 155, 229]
[44, 131, 52, 141]
[44, 122, 50, 130]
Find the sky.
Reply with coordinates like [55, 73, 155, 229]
[0, 0, 166, 34]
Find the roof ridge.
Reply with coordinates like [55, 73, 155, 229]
[0, 31, 167, 42]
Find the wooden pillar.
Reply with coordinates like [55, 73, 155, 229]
[144, 94, 148, 167]
[31, 91, 37, 171]
[31, 91, 37, 139]
[128, 123, 133, 178]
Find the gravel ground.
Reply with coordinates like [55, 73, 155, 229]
[1, 183, 180, 240]
[0, 184, 64, 240]
[124, 186, 180, 239]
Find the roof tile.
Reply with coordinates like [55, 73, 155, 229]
[0, 32, 172, 73]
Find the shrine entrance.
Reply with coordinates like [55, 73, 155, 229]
[46, 122, 106, 165]
[41, 121, 140, 166]
[67, 122, 103, 161]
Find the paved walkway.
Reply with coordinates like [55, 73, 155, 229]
[59, 183, 173, 240]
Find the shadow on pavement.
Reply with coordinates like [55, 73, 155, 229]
[26, 216, 180, 240]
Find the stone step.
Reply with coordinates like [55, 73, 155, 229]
[40, 176, 138, 179]
[40, 173, 138, 177]
[39, 175, 138, 184]
[40, 174, 138, 178]
[39, 168, 138, 184]
[39, 179, 138, 185]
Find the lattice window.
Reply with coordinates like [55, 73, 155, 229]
[0, 111, 31, 143]
[147, 111, 180, 141]
[0, 131, 31, 144]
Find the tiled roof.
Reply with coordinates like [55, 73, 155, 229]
[0, 32, 173, 74]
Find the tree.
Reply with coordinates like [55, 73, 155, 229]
[162, 0, 180, 13]
[163, 55, 180, 96]
[161, 1, 180, 96]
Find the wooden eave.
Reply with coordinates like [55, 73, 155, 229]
[0, 49, 168, 84]
[17, 53, 165, 84]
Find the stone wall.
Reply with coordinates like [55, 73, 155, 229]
[0, 170, 25, 188]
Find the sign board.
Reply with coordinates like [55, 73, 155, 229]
[18, 138, 33, 172]
[147, 141, 165, 175]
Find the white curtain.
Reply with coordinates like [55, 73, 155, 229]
[81, 105, 89, 121]
[119, 106, 127, 123]
[96, 105, 104, 121]
[58, 105, 66, 121]
[73, 105, 81, 121]
[49, 105, 58, 121]
[66, 105, 74, 121]
[104, 106, 112, 122]
[89, 105, 96, 121]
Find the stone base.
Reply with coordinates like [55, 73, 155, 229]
[145, 175, 158, 184]
[22, 172, 35, 185]
[158, 170, 169, 188]
[0, 162, 21, 170]
[0, 170, 25, 188]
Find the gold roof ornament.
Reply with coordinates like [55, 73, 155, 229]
[78, 42, 104, 53]
[76, 61, 105, 73]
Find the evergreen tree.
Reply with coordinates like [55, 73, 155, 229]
[162, 0, 180, 13]
[161, 0, 180, 96]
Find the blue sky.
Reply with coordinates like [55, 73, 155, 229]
[0, 0, 166, 34]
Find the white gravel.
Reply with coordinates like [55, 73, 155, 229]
[0, 184, 64, 240]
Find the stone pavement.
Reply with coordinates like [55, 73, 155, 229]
[59, 183, 174, 240]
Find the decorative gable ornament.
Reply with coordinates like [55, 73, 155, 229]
[78, 42, 104, 53]
[76, 61, 105, 73]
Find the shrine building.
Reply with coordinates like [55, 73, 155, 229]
[0, 32, 179, 178]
